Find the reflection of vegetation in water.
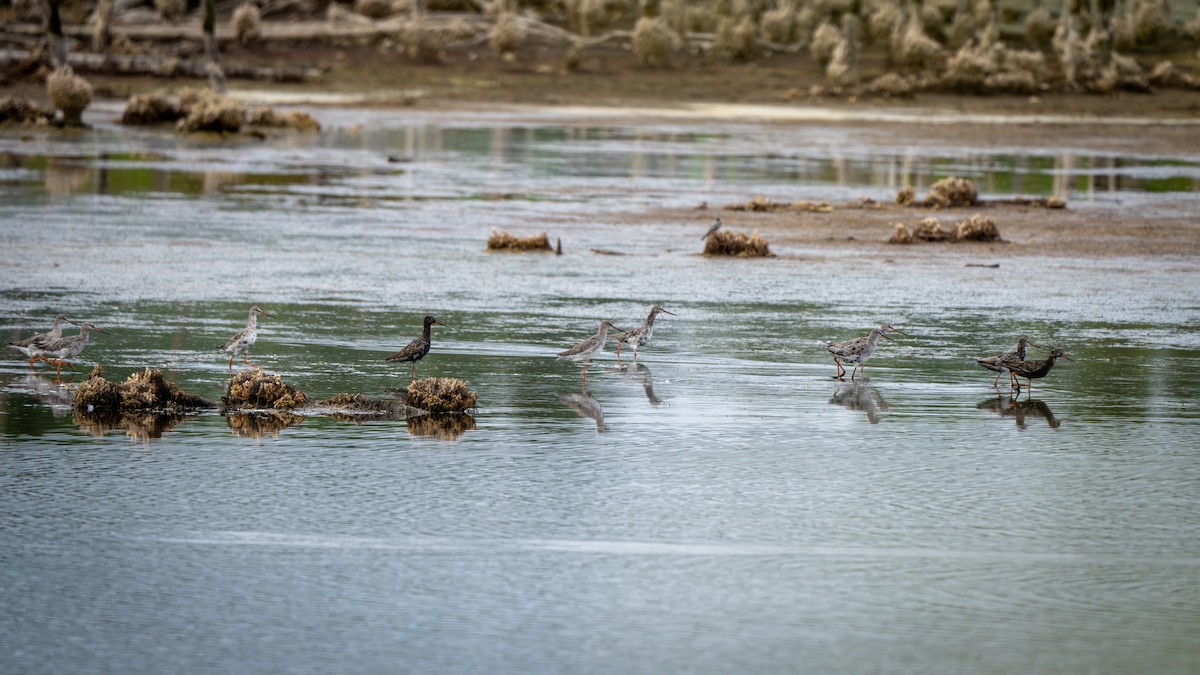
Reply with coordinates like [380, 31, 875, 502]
[226, 411, 305, 438]
[73, 411, 191, 439]
[406, 413, 476, 440]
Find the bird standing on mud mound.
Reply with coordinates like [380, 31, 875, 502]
[976, 336, 1039, 388]
[39, 321, 107, 379]
[825, 324, 906, 380]
[8, 314, 74, 367]
[609, 305, 676, 362]
[386, 315, 446, 381]
[558, 320, 623, 387]
[702, 218, 722, 240]
[218, 306, 272, 370]
[1009, 348, 1071, 393]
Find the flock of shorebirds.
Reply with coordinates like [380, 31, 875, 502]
[9, 304, 1070, 393]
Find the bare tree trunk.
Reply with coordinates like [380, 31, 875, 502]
[203, 0, 227, 93]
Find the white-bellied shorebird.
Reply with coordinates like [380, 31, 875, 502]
[825, 324, 906, 380]
[609, 305, 675, 361]
[8, 314, 75, 367]
[558, 320, 623, 387]
[39, 321, 106, 378]
[218, 306, 272, 370]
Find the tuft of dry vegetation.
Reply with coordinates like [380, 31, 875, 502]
[0, 96, 54, 126]
[405, 377, 477, 413]
[246, 107, 321, 131]
[702, 229, 773, 257]
[233, 2, 264, 45]
[726, 195, 832, 212]
[954, 213, 1000, 241]
[120, 93, 182, 125]
[73, 367, 212, 413]
[632, 16, 679, 67]
[176, 88, 245, 133]
[47, 66, 93, 126]
[490, 12, 525, 56]
[889, 213, 1001, 244]
[487, 228, 554, 251]
[899, 176, 979, 208]
[223, 370, 309, 410]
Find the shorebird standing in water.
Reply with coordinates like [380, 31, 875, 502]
[8, 314, 75, 367]
[386, 315, 446, 381]
[218, 306, 272, 370]
[558, 320, 623, 387]
[976, 336, 1039, 388]
[701, 218, 722, 240]
[825, 324, 906, 380]
[1009, 348, 1071, 393]
[39, 321, 107, 379]
[609, 305, 675, 362]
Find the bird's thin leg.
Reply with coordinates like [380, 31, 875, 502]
[834, 359, 844, 378]
[410, 362, 416, 381]
[616, 343, 621, 363]
[582, 363, 588, 387]
[992, 370, 1001, 387]
[632, 348, 638, 363]
[228, 355, 234, 370]
[64, 361, 76, 371]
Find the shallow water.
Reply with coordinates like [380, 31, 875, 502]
[2, 103, 1199, 674]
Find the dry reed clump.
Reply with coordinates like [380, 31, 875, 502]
[1025, 7, 1056, 48]
[226, 411, 305, 438]
[407, 413, 477, 440]
[355, 0, 396, 19]
[703, 229, 773, 257]
[72, 367, 212, 413]
[632, 16, 679, 67]
[761, 4, 797, 44]
[120, 93, 181, 125]
[223, 370, 309, 410]
[1148, 61, 1198, 90]
[896, 185, 916, 204]
[490, 12, 524, 56]
[47, 66, 93, 126]
[912, 217, 949, 241]
[487, 228, 554, 252]
[727, 195, 832, 212]
[902, 176, 978, 207]
[866, 0, 903, 42]
[868, 72, 916, 97]
[155, 0, 185, 21]
[714, 16, 759, 61]
[954, 213, 1000, 241]
[233, 2, 263, 45]
[888, 222, 914, 244]
[897, 11, 946, 70]
[246, 107, 321, 131]
[0, 96, 54, 126]
[810, 21, 842, 64]
[1130, 0, 1174, 46]
[176, 90, 245, 133]
[406, 377, 477, 413]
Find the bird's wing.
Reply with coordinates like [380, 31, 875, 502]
[385, 337, 423, 362]
[558, 335, 597, 358]
[217, 327, 248, 351]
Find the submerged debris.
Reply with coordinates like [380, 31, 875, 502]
[889, 213, 1001, 244]
[407, 413, 477, 440]
[487, 228, 554, 252]
[73, 367, 212, 413]
[726, 195, 833, 213]
[703, 229, 773, 257]
[223, 369, 308, 410]
[0, 96, 54, 126]
[405, 377, 477, 414]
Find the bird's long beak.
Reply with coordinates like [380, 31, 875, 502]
[434, 320, 448, 328]
[1061, 354, 1074, 361]
[260, 310, 274, 318]
[661, 309, 677, 316]
[889, 327, 908, 335]
[880, 333, 893, 340]
[92, 327, 109, 334]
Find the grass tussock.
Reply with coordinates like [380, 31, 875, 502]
[954, 213, 1000, 241]
[246, 107, 321, 131]
[899, 176, 979, 208]
[727, 195, 832, 213]
[1, 96, 54, 126]
[487, 228, 554, 252]
[121, 93, 182, 125]
[233, 2, 264, 45]
[73, 367, 212, 413]
[47, 66, 93, 126]
[703, 229, 773, 257]
[407, 413, 477, 440]
[632, 16, 679, 67]
[223, 369, 309, 410]
[176, 89, 245, 133]
[889, 214, 1001, 244]
[406, 377, 477, 413]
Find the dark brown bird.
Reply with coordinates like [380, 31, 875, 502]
[386, 315, 446, 380]
[1009, 348, 1071, 392]
[976, 336, 1039, 388]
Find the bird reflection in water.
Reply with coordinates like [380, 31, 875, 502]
[610, 361, 663, 406]
[407, 413, 476, 440]
[829, 381, 889, 424]
[557, 391, 605, 432]
[225, 411, 305, 439]
[976, 395, 1061, 429]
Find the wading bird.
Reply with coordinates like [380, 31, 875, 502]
[825, 324, 906, 380]
[609, 305, 675, 362]
[386, 315, 447, 381]
[218, 306, 272, 370]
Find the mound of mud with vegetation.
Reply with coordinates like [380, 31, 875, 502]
[889, 214, 1001, 244]
[404, 377, 477, 414]
[703, 229, 774, 257]
[487, 228, 556, 252]
[73, 367, 212, 413]
[223, 369, 308, 410]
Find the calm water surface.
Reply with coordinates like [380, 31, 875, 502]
[1, 103, 1199, 674]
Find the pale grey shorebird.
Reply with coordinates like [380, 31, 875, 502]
[558, 320, 624, 386]
[385, 315, 446, 381]
[218, 306, 272, 370]
[1009, 348, 1072, 393]
[609, 305, 676, 361]
[976, 336, 1039, 388]
[38, 321, 107, 378]
[7, 314, 75, 367]
[825, 324, 906, 380]
[701, 218, 722, 240]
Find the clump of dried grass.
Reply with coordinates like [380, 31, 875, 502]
[897, 9, 946, 70]
[901, 176, 979, 207]
[406, 377, 476, 413]
[810, 20, 842, 64]
[121, 93, 181, 125]
[896, 185, 916, 204]
[715, 15, 759, 61]
[912, 217, 949, 241]
[224, 370, 309, 410]
[0, 96, 54, 126]
[633, 16, 679, 67]
[727, 195, 832, 212]
[487, 228, 554, 251]
[888, 222, 914, 244]
[703, 229, 773, 257]
[761, 3, 797, 44]
[490, 12, 524, 55]
[889, 213, 1001, 243]
[73, 367, 211, 412]
[954, 213, 1000, 241]
[176, 89, 245, 133]
[47, 66, 93, 126]
[246, 107, 321, 131]
[233, 2, 263, 45]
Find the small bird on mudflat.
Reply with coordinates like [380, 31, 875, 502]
[218, 306, 272, 370]
[8, 314, 75, 367]
[386, 315, 446, 381]
[559, 320, 623, 386]
[825, 324, 906, 380]
[609, 305, 676, 361]
[701, 218, 722, 240]
[976, 336, 1039, 388]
